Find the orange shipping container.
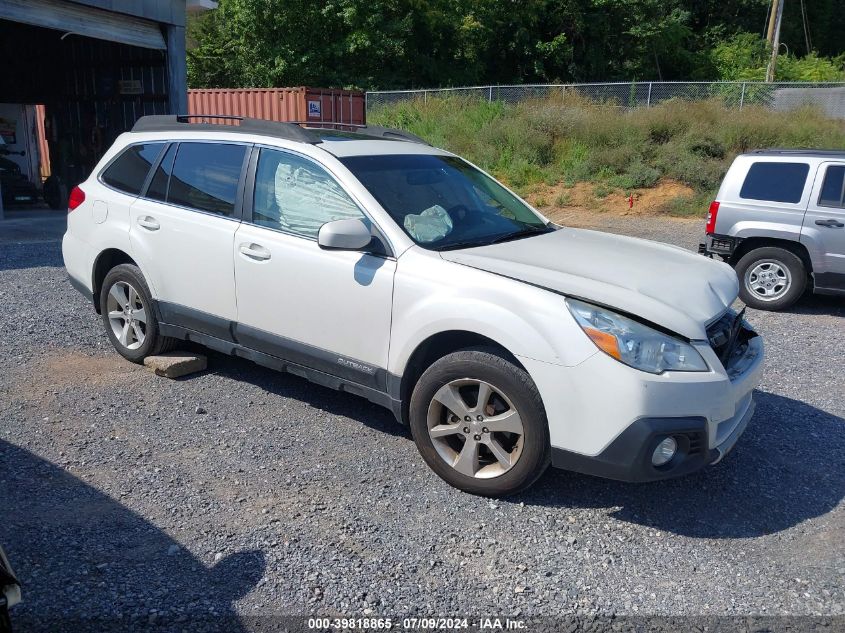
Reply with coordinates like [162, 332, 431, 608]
[187, 87, 366, 125]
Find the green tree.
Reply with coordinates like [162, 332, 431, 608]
[186, 0, 845, 90]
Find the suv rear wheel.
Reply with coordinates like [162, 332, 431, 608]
[735, 246, 807, 311]
[100, 264, 178, 362]
[409, 348, 550, 496]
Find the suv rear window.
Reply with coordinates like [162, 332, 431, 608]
[739, 162, 809, 204]
[101, 144, 164, 195]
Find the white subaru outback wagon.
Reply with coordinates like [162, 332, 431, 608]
[63, 115, 764, 496]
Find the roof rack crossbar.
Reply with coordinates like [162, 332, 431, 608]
[286, 121, 430, 145]
[131, 115, 430, 146]
[175, 114, 243, 123]
[131, 115, 320, 144]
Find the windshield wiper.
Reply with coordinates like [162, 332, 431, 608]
[436, 226, 553, 251]
[437, 239, 491, 251]
[489, 226, 553, 244]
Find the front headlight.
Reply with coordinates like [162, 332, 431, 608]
[566, 298, 708, 374]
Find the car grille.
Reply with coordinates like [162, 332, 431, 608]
[706, 309, 736, 358]
[684, 431, 705, 457]
[706, 307, 754, 370]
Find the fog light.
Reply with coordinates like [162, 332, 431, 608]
[651, 437, 677, 467]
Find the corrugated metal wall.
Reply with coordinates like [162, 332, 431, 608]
[188, 88, 366, 125]
[0, 0, 168, 49]
[52, 34, 169, 184]
[1, 20, 171, 188]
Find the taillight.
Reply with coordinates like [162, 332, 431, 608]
[705, 200, 720, 234]
[68, 186, 86, 211]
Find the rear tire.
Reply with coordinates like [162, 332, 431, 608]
[43, 175, 66, 210]
[409, 347, 550, 496]
[735, 246, 807, 311]
[99, 264, 178, 363]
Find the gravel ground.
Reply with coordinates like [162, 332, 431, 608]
[1, 213, 843, 630]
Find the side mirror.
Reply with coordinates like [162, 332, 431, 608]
[318, 218, 373, 251]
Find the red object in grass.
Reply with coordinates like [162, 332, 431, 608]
[705, 200, 720, 234]
[628, 194, 634, 209]
[68, 186, 85, 211]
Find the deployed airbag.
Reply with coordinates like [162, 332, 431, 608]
[403, 205, 453, 243]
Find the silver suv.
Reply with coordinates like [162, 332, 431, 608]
[700, 149, 845, 310]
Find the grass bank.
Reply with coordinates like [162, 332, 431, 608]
[369, 95, 845, 217]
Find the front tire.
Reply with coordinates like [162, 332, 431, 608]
[735, 246, 807, 311]
[409, 348, 550, 496]
[99, 264, 177, 363]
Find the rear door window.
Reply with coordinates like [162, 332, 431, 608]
[818, 165, 845, 208]
[167, 142, 247, 217]
[739, 162, 810, 204]
[146, 144, 176, 202]
[101, 143, 164, 195]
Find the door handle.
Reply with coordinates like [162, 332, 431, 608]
[815, 218, 844, 228]
[239, 243, 271, 261]
[137, 216, 160, 231]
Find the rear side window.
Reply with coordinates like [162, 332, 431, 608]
[167, 142, 246, 217]
[101, 144, 163, 195]
[146, 144, 176, 202]
[818, 165, 845, 208]
[739, 162, 809, 204]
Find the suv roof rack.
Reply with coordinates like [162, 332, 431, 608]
[292, 121, 430, 145]
[132, 115, 320, 144]
[748, 148, 845, 157]
[131, 115, 429, 146]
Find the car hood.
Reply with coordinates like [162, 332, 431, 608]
[439, 227, 739, 339]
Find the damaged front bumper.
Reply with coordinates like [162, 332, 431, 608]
[546, 321, 764, 483]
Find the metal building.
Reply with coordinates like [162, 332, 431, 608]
[0, 0, 209, 210]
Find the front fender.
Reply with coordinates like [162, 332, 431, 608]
[388, 251, 596, 375]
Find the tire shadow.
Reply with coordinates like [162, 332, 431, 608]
[516, 391, 845, 538]
[201, 350, 408, 438]
[0, 240, 63, 272]
[1, 440, 265, 632]
[170, 349, 842, 540]
[777, 292, 845, 317]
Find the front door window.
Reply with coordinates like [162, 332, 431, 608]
[253, 148, 364, 237]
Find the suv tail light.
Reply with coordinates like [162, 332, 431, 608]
[68, 186, 86, 211]
[705, 200, 720, 234]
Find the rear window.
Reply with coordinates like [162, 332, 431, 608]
[166, 142, 246, 217]
[739, 162, 809, 204]
[818, 165, 845, 208]
[101, 144, 164, 195]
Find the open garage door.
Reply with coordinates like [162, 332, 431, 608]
[0, 0, 166, 50]
[0, 17, 173, 209]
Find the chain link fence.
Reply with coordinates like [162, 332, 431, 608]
[366, 82, 845, 119]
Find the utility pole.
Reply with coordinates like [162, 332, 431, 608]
[766, 0, 785, 82]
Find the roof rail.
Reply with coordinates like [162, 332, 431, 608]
[131, 115, 320, 144]
[748, 148, 845, 157]
[289, 121, 431, 145]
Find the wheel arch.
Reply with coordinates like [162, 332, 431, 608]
[91, 248, 139, 314]
[396, 330, 526, 426]
[730, 237, 813, 276]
